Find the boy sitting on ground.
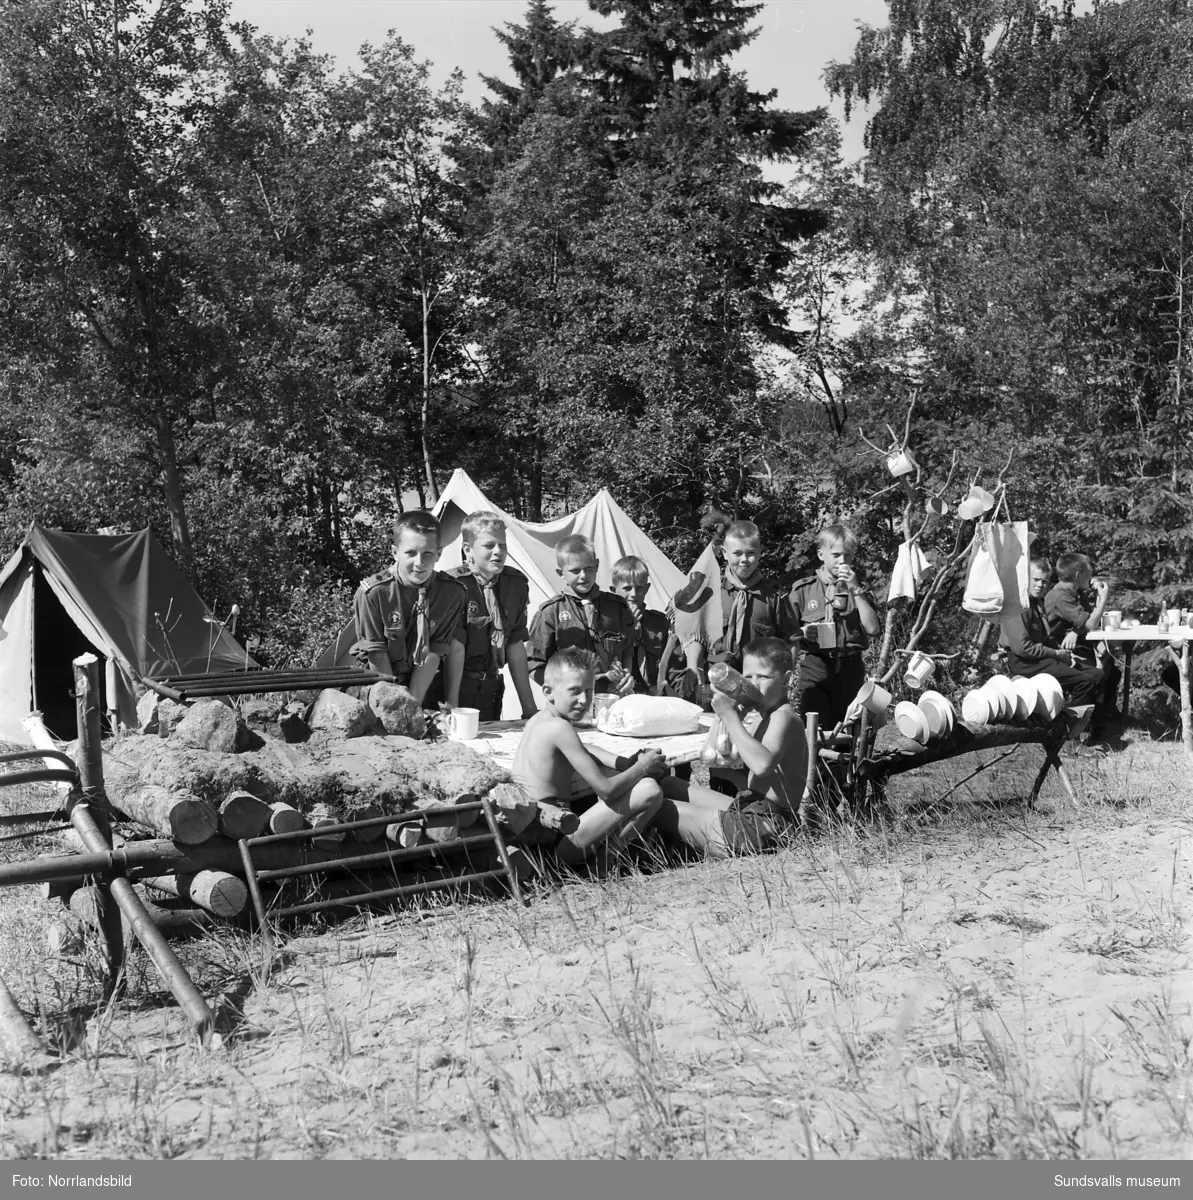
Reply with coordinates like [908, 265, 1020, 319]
[512, 648, 665, 865]
[655, 638, 808, 858]
[427, 511, 537, 720]
[352, 511, 466, 705]
[528, 535, 637, 696]
[680, 518, 799, 695]
[610, 554, 681, 694]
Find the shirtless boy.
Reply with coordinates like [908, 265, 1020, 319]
[512, 648, 665, 865]
[655, 638, 807, 858]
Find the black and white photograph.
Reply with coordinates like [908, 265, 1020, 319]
[0, 0, 1188, 1179]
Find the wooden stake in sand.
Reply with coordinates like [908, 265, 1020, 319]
[0, 976, 50, 1069]
[116, 785, 219, 845]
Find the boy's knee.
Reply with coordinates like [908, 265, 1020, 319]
[629, 777, 663, 815]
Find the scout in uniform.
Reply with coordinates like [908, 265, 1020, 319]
[788, 523, 881, 727]
[681, 519, 799, 685]
[610, 554, 680, 694]
[527, 535, 637, 694]
[1003, 557, 1104, 706]
[1045, 551, 1121, 735]
[438, 511, 538, 721]
[351, 510, 467, 705]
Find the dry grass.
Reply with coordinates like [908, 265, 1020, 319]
[0, 737, 1188, 1159]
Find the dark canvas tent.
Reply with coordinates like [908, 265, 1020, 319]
[0, 526, 256, 743]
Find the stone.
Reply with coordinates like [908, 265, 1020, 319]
[156, 699, 188, 738]
[368, 681, 427, 738]
[240, 699, 281, 731]
[171, 699, 247, 754]
[135, 693, 188, 737]
[308, 689, 381, 739]
[136, 691, 160, 735]
[278, 712, 311, 743]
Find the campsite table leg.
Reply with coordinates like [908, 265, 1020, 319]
[1120, 640, 1135, 719]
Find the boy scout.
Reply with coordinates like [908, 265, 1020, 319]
[351, 511, 466, 705]
[610, 555, 677, 693]
[681, 519, 798, 687]
[788, 524, 881, 727]
[527, 535, 637, 695]
[439, 511, 538, 720]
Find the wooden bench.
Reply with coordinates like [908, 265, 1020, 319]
[856, 704, 1093, 812]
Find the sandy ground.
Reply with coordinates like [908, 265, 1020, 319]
[0, 737, 1189, 1159]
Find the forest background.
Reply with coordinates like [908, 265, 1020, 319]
[1, 0, 1191, 669]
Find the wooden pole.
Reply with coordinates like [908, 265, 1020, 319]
[800, 712, 819, 828]
[0, 976, 50, 1070]
[141, 871, 249, 918]
[72, 654, 123, 993]
[117, 785, 218, 844]
[69, 804, 217, 1048]
[73, 654, 107, 812]
[1179, 640, 1192, 761]
[217, 791, 271, 841]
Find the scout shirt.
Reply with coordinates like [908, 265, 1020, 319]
[1044, 580, 1097, 663]
[788, 571, 873, 655]
[446, 564, 531, 676]
[629, 607, 674, 693]
[711, 572, 798, 663]
[1044, 580, 1093, 642]
[527, 587, 637, 691]
[1001, 595, 1064, 672]
[351, 568, 466, 678]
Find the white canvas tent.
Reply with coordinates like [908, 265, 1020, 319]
[431, 470, 685, 613]
[317, 470, 686, 715]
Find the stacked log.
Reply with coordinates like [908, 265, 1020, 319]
[29, 720, 550, 932]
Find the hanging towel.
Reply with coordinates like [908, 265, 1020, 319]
[887, 541, 930, 602]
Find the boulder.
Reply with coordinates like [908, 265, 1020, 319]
[368, 681, 427, 738]
[240, 699, 281, 731]
[135, 693, 188, 737]
[136, 691, 160, 735]
[308, 689, 381, 739]
[278, 712, 311, 743]
[171, 699, 250, 754]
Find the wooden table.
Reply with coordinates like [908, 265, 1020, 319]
[460, 717, 714, 799]
[1085, 625, 1193, 716]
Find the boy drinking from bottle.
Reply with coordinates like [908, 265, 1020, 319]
[789, 523, 881, 727]
[654, 638, 808, 858]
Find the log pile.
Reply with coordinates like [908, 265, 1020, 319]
[34, 687, 565, 943]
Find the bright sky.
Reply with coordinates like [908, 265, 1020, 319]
[228, 0, 884, 161]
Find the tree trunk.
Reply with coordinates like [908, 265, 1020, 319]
[529, 428, 544, 522]
[153, 408, 194, 575]
[421, 285, 439, 504]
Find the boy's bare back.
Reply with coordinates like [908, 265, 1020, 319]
[746, 703, 807, 811]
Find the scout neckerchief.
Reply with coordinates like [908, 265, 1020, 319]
[723, 567, 763, 657]
[561, 586, 606, 664]
[471, 571, 507, 669]
[411, 583, 432, 667]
